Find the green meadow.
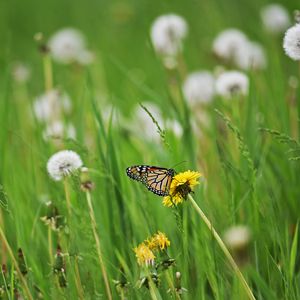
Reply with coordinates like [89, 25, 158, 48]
[0, 0, 300, 299]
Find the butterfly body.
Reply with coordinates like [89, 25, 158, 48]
[126, 165, 175, 196]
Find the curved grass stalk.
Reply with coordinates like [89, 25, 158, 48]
[188, 194, 256, 300]
[0, 226, 33, 300]
[86, 191, 112, 300]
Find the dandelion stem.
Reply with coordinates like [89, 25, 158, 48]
[43, 53, 53, 91]
[0, 226, 34, 300]
[48, 226, 54, 266]
[85, 191, 112, 300]
[147, 275, 162, 300]
[188, 194, 256, 300]
[74, 256, 85, 300]
[63, 179, 72, 217]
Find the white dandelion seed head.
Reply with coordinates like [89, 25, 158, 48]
[47, 150, 83, 181]
[223, 225, 251, 250]
[12, 62, 31, 83]
[43, 121, 76, 141]
[235, 41, 267, 70]
[48, 28, 92, 65]
[166, 119, 183, 137]
[183, 71, 215, 105]
[212, 28, 248, 61]
[283, 24, 300, 60]
[150, 14, 188, 57]
[261, 4, 290, 34]
[215, 70, 249, 98]
[33, 89, 72, 122]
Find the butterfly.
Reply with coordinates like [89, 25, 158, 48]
[126, 165, 175, 196]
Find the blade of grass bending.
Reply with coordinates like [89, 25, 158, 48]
[289, 221, 299, 281]
[188, 194, 256, 300]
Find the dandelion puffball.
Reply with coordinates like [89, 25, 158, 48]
[235, 41, 267, 70]
[47, 150, 83, 181]
[212, 29, 248, 61]
[223, 225, 251, 250]
[261, 4, 290, 34]
[283, 24, 300, 61]
[12, 62, 31, 83]
[215, 71, 249, 98]
[33, 89, 72, 123]
[48, 28, 93, 65]
[183, 71, 215, 105]
[150, 14, 188, 57]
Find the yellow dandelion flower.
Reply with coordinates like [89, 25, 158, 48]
[163, 170, 201, 207]
[134, 243, 155, 266]
[152, 231, 170, 250]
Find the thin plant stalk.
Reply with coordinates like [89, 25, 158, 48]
[48, 226, 54, 266]
[43, 53, 53, 92]
[74, 256, 85, 300]
[63, 178, 72, 217]
[165, 270, 181, 300]
[85, 191, 112, 300]
[0, 210, 7, 265]
[0, 226, 33, 300]
[188, 194, 256, 300]
[147, 275, 162, 300]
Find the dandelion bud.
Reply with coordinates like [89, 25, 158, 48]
[80, 167, 95, 192]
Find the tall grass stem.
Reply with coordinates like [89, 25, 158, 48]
[188, 194, 256, 300]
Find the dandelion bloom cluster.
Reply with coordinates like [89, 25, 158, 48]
[47, 150, 83, 181]
[163, 170, 201, 207]
[134, 231, 170, 266]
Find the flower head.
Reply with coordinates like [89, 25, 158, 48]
[33, 89, 72, 123]
[183, 71, 215, 105]
[47, 150, 83, 181]
[283, 24, 300, 60]
[43, 121, 76, 141]
[261, 4, 290, 34]
[212, 29, 248, 62]
[215, 71, 249, 98]
[146, 231, 170, 251]
[235, 41, 267, 70]
[223, 225, 251, 250]
[163, 170, 201, 207]
[134, 243, 155, 267]
[150, 14, 188, 58]
[48, 28, 93, 65]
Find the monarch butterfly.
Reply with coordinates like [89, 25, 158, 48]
[126, 165, 175, 196]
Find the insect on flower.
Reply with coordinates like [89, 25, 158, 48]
[126, 165, 175, 196]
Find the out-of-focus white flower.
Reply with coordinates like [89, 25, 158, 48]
[261, 4, 290, 34]
[33, 89, 72, 122]
[130, 102, 163, 142]
[150, 14, 188, 57]
[43, 121, 76, 141]
[76, 50, 94, 65]
[283, 24, 300, 60]
[12, 62, 31, 83]
[213, 29, 248, 61]
[166, 119, 183, 137]
[183, 71, 215, 105]
[48, 28, 93, 65]
[235, 41, 267, 70]
[223, 225, 251, 250]
[47, 150, 83, 181]
[215, 71, 249, 98]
